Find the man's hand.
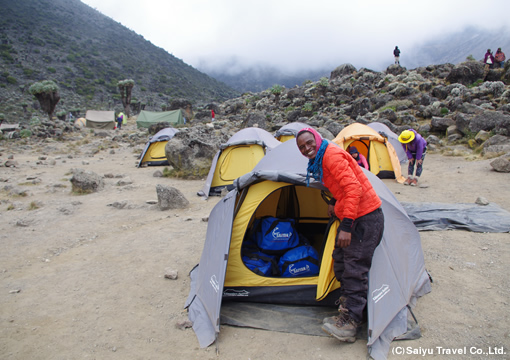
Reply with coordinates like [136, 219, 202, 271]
[336, 230, 351, 248]
[328, 204, 335, 217]
[409, 158, 415, 165]
[417, 159, 423, 165]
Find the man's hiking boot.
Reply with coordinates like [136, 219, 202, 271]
[322, 296, 360, 342]
[321, 314, 361, 343]
[323, 296, 347, 325]
[404, 177, 413, 185]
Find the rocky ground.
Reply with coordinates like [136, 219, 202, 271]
[0, 121, 509, 360]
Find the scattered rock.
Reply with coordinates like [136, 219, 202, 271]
[164, 268, 178, 280]
[4, 160, 18, 167]
[156, 184, 189, 210]
[70, 169, 104, 194]
[175, 319, 192, 330]
[116, 177, 133, 186]
[490, 156, 510, 172]
[475, 197, 490, 205]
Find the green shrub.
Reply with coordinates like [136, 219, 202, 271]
[20, 129, 32, 138]
[6, 76, 17, 84]
[270, 84, 284, 95]
[466, 55, 475, 61]
[23, 68, 35, 77]
[440, 107, 449, 115]
[0, 113, 5, 120]
[318, 77, 329, 87]
[47, 67, 56, 73]
[468, 79, 483, 88]
[302, 102, 313, 112]
[29, 80, 59, 95]
[30, 117, 41, 126]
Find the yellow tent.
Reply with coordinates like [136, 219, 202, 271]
[224, 180, 341, 301]
[333, 123, 405, 183]
[198, 128, 281, 198]
[137, 128, 179, 167]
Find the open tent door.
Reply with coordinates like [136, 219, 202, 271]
[184, 191, 237, 347]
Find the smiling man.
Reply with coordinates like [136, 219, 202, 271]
[296, 127, 384, 343]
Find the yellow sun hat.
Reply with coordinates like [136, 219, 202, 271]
[398, 130, 415, 144]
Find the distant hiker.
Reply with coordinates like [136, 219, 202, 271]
[296, 128, 384, 343]
[495, 48, 506, 68]
[483, 49, 495, 81]
[393, 46, 400, 65]
[211, 109, 215, 122]
[116, 112, 125, 130]
[398, 129, 427, 186]
[348, 146, 369, 170]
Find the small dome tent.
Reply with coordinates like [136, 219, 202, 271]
[333, 123, 405, 183]
[367, 122, 408, 163]
[185, 140, 431, 359]
[274, 122, 310, 142]
[137, 127, 179, 167]
[198, 127, 281, 198]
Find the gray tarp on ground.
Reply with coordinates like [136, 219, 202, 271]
[185, 140, 431, 360]
[403, 202, 510, 233]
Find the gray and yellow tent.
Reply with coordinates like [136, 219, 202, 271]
[185, 139, 431, 359]
[136, 110, 184, 129]
[333, 122, 405, 183]
[198, 127, 281, 198]
[137, 127, 179, 167]
[274, 122, 309, 142]
[85, 110, 115, 129]
[367, 122, 408, 163]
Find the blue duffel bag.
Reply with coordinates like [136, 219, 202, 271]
[242, 251, 279, 277]
[278, 245, 320, 277]
[256, 217, 300, 254]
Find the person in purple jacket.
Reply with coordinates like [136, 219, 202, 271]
[398, 129, 427, 186]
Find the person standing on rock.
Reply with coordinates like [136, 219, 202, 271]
[393, 46, 400, 65]
[398, 129, 427, 186]
[495, 48, 506, 69]
[296, 127, 384, 343]
[483, 49, 495, 81]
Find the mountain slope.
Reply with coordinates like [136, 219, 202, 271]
[0, 0, 239, 120]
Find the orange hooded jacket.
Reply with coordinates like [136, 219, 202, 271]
[322, 143, 382, 225]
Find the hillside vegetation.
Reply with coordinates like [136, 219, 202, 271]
[0, 0, 239, 122]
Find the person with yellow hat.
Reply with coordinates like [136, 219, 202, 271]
[398, 129, 427, 186]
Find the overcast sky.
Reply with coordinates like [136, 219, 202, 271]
[81, 0, 509, 73]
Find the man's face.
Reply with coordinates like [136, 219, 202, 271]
[297, 132, 317, 160]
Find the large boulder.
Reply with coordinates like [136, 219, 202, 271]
[385, 65, 407, 76]
[330, 64, 357, 80]
[169, 98, 193, 120]
[164, 127, 221, 178]
[445, 61, 484, 85]
[241, 111, 269, 129]
[468, 110, 510, 135]
[156, 184, 189, 210]
[70, 169, 104, 194]
[490, 156, 510, 172]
